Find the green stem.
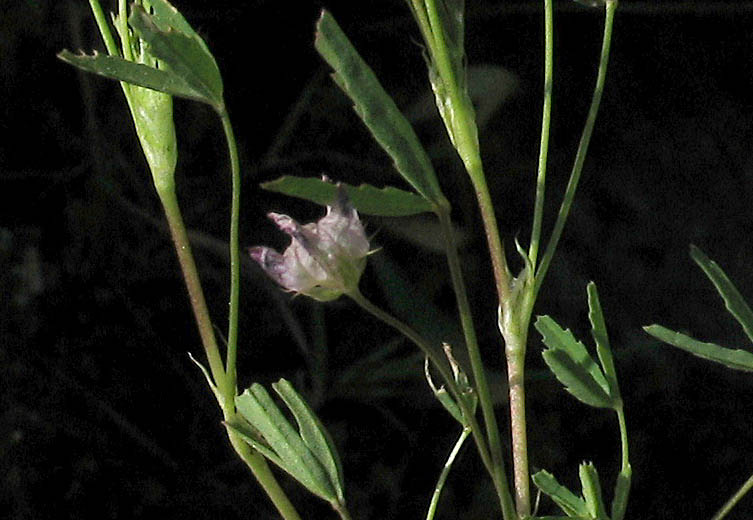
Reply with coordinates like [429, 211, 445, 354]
[529, 0, 554, 267]
[89, 0, 120, 56]
[158, 187, 227, 386]
[159, 187, 301, 520]
[417, 3, 519, 517]
[534, 0, 617, 298]
[499, 313, 532, 518]
[219, 109, 241, 398]
[346, 289, 497, 482]
[84, 3, 299, 518]
[616, 403, 629, 472]
[332, 501, 354, 520]
[426, 428, 471, 520]
[421, 0, 513, 306]
[711, 471, 753, 520]
[89, 0, 134, 108]
[610, 400, 631, 520]
[437, 209, 516, 520]
[117, 0, 131, 61]
[225, 421, 304, 520]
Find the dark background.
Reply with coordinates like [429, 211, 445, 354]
[3, 1, 753, 518]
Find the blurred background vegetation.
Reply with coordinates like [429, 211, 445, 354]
[3, 1, 753, 518]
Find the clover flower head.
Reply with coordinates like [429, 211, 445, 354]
[250, 186, 370, 301]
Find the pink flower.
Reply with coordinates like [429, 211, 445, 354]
[250, 187, 370, 301]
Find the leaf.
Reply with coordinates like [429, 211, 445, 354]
[644, 325, 753, 372]
[129, 4, 224, 110]
[587, 282, 621, 402]
[536, 315, 613, 408]
[314, 11, 446, 208]
[235, 385, 337, 502]
[532, 469, 588, 518]
[57, 50, 209, 103]
[224, 418, 287, 470]
[142, 0, 210, 52]
[272, 379, 345, 503]
[261, 176, 434, 217]
[579, 462, 607, 520]
[690, 245, 753, 344]
[611, 465, 632, 520]
[424, 348, 477, 427]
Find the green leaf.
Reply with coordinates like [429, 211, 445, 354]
[579, 462, 607, 519]
[536, 315, 613, 408]
[261, 176, 434, 217]
[690, 245, 753, 344]
[57, 50, 209, 103]
[314, 11, 446, 208]
[141, 0, 210, 51]
[587, 282, 622, 403]
[532, 469, 588, 518]
[129, 4, 224, 110]
[235, 385, 337, 502]
[224, 418, 287, 470]
[424, 346, 477, 427]
[272, 379, 345, 503]
[611, 465, 632, 520]
[644, 325, 753, 372]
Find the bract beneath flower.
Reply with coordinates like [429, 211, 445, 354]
[250, 187, 370, 301]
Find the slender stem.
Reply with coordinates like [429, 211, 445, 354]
[117, 0, 131, 61]
[88, 0, 120, 56]
[346, 290, 496, 480]
[407, 0, 436, 64]
[224, 421, 304, 520]
[610, 401, 632, 520]
[616, 403, 629, 472]
[534, 0, 617, 298]
[158, 188, 227, 387]
[426, 428, 471, 520]
[470, 163, 513, 307]
[159, 187, 302, 520]
[219, 109, 241, 398]
[437, 209, 515, 520]
[501, 320, 531, 517]
[421, 0, 513, 306]
[418, 3, 518, 517]
[84, 4, 299, 517]
[333, 501, 354, 520]
[88, 0, 134, 108]
[529, 0, 554, 267]
[711, 471, 753, 520]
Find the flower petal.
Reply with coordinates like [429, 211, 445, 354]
[250, 184, 370, 301]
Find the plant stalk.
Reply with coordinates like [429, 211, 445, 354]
[159, 187, 227, 386]
[500, 315, 532, 518]
[437, 208, 516, 520]
[711, 471, 753, 520]
[159, 187, 302, 520]
[529, 0, 554, 267]
[426, 427, 471, 520]
[219, 109, 241, 399]
[417, 2, 521, 516]
[534, 0, 617, 298]
[347, 289, 499, 483]
[616, 402, 629, 472]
